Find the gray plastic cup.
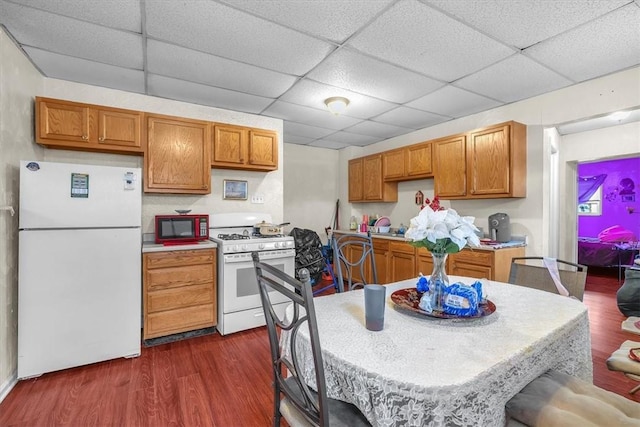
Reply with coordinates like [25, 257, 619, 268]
[364, 284, 386, 331]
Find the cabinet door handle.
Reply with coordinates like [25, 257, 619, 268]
[82, 135, 88, 140]
[98, 137, 104, 142]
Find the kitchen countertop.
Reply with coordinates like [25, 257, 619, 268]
[142, 239, 218, 253]
[333, 230, 526, 251]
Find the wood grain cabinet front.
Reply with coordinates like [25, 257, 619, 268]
[448, 246, 525, 283]
[349, 155, 398, 203]
[212, 124, 278, 171]
[36, 96, 143, 154]
[383, 142, 433, 182]
[434, 121, 527, 200]
[143, 249, 217, 340]
[145, 114, 211, 194]
[389, 241, 416, 283]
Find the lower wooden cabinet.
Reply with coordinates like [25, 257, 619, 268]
[143, 248, 217, 340]
[373, 239, 389, 284]
[389, 241, 416, 282]
[334, 233, 526, 285]
[449, 246, 525, 283]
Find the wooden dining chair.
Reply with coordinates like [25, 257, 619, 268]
[331, 233, 378, 292]
[508, 257, 588, 301]
[252, 252, 370, 427]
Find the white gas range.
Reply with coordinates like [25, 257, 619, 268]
[209, 212, 295, 335]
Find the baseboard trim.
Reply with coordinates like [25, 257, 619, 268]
[0, 371, 17, 404]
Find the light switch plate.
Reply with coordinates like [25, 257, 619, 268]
[251, 194, 265, 204]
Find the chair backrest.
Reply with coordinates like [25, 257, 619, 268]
[508, 257, 588, 301]
[332, 233, 378, 292]
[252, 252, 329, 426]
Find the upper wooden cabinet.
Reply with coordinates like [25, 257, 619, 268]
[145, 114, 211, 194]
[433, 134, 467, 198]
[466, 121, 526, 198]
[349, 154, 398, 203]
[348, 158, 364, 202]
[212, 124, 278, 171]
[434, 121, 526, 199]
[35, 97, 143, 154]
[383, 142, 433, 181]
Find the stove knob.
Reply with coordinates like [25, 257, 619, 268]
[241, 244, 248, 251]
[232, 245, 238, 252]
[258, 243, 265, 249]
[275, 242, 282, 248]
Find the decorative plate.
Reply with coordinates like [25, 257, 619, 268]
[390, 288, 496, 320]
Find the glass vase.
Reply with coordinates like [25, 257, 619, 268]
[430, 252, 449, 311]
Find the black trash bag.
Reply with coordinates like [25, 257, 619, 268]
[618, 268, 640, 317]
[290, 227, 326, 285]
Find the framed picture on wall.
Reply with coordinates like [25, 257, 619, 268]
[223, 180, 248, 200]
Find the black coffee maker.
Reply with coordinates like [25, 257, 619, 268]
[488, 213, 511, 242]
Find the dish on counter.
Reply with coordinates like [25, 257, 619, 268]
[390, 288, 496, 320]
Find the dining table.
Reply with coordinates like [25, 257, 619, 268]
[282, 276, 592, 427]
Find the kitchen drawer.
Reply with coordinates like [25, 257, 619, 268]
[147, 283, 214, 313]
[373, 239, 389, 251]
[144, 249, 215, 269]
[389, 241, 415, 254]
[146, 264, 214, 291]
[452, 249, 492, 266]
[144, 304, 215, 339]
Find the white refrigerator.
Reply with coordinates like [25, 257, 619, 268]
[18, 160, 142, 379]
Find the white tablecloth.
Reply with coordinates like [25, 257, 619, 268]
[283, 276, 592, 427]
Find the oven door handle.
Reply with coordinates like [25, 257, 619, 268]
[223, 249, 295, 263]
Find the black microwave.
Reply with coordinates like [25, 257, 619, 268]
[154, 214, 209, 245]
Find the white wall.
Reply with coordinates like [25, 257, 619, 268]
[283, 144, 339, 242]
[0, 28, 44, 401]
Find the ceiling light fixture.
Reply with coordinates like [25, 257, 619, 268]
[324, 97, 350, 115]
[608, 111, 631, 121]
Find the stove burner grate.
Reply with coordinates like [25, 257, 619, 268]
[252, 232, 286, 238]
[217, 233, 250, 241]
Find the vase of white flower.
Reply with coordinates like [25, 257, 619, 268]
[429, 252, 449, 310]
[405, 200, 481, 312]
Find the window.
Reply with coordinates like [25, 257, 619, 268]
[578, 186, 602, 216]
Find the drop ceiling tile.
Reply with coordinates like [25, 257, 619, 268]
[525, 4, 640, 83]
[0, 1, 143, 68]
[344, 120, 414, 139]
[147, 40, 296, 98]
[321, 131, 380, 146]
[373, 106, 451, 129]
[24, 47, 145, 93]
[284, 121, 337, 139]
[348, 0, 514, 81]
[147, 74, 273, 114]
[425, 0, 628, 49]
[218, 0, 394, 43]
[307, 48, 444, 104]
[407, 85, 503, 118]
[263, 101, 362, 130]
[308, 140, 352, 150]
[279, 79, 397, 119]
[283, 134, 315, 145]
[455, 54, 572, 103]
[145, 0, 333, 75]
[6, 0, 141, 32]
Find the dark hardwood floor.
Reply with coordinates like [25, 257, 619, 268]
[1, 269, 638, 426]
